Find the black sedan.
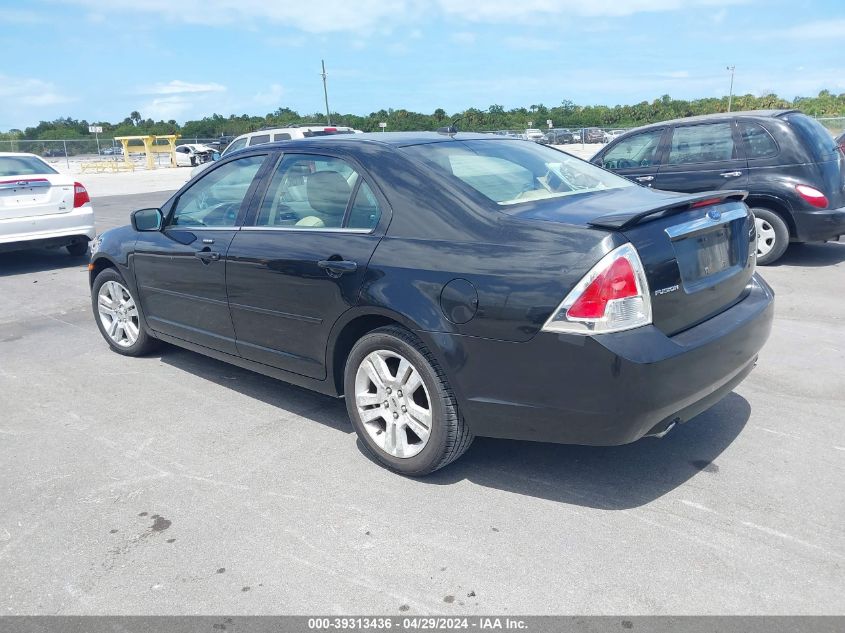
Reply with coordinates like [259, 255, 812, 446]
[89, 133, 774, 475]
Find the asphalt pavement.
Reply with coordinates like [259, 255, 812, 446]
[0, 192, 843, 614]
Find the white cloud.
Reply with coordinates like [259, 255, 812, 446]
[759, 19, 845, 40]
[659, 70, 691, 78]
[142, 96, 196, 121]
[142, 80, 227, 95]
[58, 0, 750, 33]
[0, 75, 74, 107]
[435, 0, 748, 21]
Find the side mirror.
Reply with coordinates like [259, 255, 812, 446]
[131, 208, 164, 232]
[212, 152, 221, 161]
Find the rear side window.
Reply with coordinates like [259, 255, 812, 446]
[248, 134, 271, 146]
[256, 154, 367, 229]
[668, 123, 738, 165]
[739, 121, 778, 159]
[783, 112, 838, 160]
[273, 133, 291, 141]
[0, 155, 57, 176]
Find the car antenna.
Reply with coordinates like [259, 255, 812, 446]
[436, 109, 492, 136]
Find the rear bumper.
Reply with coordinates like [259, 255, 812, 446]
[0, 204, 95, 250]
[793, 205, 845, 241]
[430, 274, 774, 445]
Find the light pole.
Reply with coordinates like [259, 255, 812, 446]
[321, 59, 332, 126]
[726, 65, 735, 112]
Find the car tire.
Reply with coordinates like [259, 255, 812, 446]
[344, 325, 473, 476]
[751, 207, 789, 265]
[91, 268, 159, 357]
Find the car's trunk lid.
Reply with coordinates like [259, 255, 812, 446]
[0, 173, 75, 220]
[509, 187, 756, 336]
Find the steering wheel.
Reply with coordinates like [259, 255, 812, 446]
[615, 158, 636, 169]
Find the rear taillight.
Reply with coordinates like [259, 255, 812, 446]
[542, 243, 652, 335]
[795, 184, 828, 209]
[73, 182, 90, 208]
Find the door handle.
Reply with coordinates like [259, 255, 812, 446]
[720, 171, 742, 178]
[635, 175, 654, 182]
[195, 250, 220, 262]
[318, 259, 358, 275]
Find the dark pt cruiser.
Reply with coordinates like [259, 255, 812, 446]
[89, 133, 774, 475]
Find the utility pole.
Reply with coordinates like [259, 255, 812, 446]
[321, 59, 332, 126]
[726, 65, 736, 112]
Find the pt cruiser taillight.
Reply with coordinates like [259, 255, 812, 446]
[542, 243, 652, 335]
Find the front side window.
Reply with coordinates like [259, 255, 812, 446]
[601, 128, 664, 169]
[256, 155, 379, 229]
[169, 155, 265, 227]
[668, 123, 738, 165]
[403, 139, 633, 206]
[739, 121, 779, 159]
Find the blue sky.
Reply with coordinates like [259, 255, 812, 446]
[1, 0, 844, 130]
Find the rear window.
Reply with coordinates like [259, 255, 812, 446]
[783, 112, 838, 160]
[739, 121, 779, 159]
[0, 155, 57, 177]
[402, 139, 633, 206]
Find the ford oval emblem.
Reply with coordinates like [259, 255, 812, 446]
[707, 208, 722, 221]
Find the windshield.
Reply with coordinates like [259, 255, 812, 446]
[402, 139, 634, 206]
[0, 155, 57, 176]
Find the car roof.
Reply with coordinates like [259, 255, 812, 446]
[0, 152, 41, 158]
[625, 109, 800, 132]
[232, 131, 502, 152]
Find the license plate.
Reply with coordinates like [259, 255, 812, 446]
[673, 226, 737, 284]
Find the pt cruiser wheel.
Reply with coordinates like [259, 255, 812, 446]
[344, 326, 473, 475]
[751, 207, 789, 265]
[91, 268, 158, 356]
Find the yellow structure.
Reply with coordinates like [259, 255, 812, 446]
[113, 134, 180, 170]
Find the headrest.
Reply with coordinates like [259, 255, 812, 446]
[306, 171, 351, 217]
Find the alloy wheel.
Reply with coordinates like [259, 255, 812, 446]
[354, 349, 433, 458]
[97, 280, 140, 347]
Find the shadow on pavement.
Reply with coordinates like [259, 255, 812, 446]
[0, 248, 88, 277]
[158, 345, 351, 434]
[158, 342, 750, 510]
[420, 392, 750, 509]
[773, 241, 845, 267]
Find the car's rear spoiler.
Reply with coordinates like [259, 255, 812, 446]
[588, 190, 748, 230]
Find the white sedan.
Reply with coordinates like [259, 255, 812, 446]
[174, 144, 217, 167]
[0, 152, 95, 255]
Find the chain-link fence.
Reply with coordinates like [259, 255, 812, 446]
[0, 137, 225, 170]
